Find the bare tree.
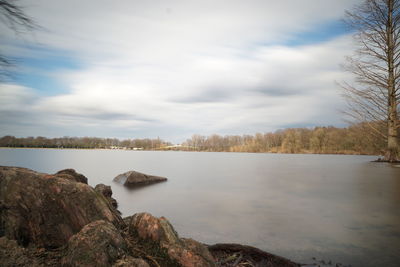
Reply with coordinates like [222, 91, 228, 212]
[342, 0, 400, 162]
[0, 0, 36, 80]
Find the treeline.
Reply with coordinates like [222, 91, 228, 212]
[0, 123, 390, 155]
[182, 124, 387, 155]
[0, 136, 171, 150]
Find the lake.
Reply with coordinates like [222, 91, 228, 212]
[1, 148, 399, 267]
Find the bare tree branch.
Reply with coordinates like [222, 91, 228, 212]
[342, 0, 400, 161]
[0, 0, 37, 81]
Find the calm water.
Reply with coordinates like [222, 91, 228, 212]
[1, 149, 399, 267]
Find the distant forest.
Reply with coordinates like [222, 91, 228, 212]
[183, 124, 386, 155]
[0, 136, 171, 150]
[0, 123, 388, 155]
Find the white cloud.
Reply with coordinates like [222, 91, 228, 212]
[0, 84, 37, 112]
[1, 0, 362, 141]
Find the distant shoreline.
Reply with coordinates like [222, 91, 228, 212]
[0, 146, 380, 157]
[0, 124, 386, 156]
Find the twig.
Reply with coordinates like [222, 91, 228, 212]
[125, 237, 162, 267]
[233, 252, 243, 266]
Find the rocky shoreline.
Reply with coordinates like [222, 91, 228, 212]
[0, 166, 300, 266]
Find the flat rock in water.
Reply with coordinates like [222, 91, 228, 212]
[113, 170, 167, 188]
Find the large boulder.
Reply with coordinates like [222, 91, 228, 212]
[114, 171, 167, 188]
[128, 212, 215, 267]
[61, 220, 129, 267]
[0, 166, 124, 248]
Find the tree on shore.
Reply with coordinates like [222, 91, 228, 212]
[0, 0, 36, 80]
[342, 0, 400, 162]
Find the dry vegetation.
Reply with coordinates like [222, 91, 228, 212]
[0, 122, 390, 156]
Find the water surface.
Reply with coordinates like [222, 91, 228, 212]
[1, 149, 399, 267]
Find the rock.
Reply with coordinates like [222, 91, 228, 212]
[61, 220, 128, 267]
[114, 171, 167, 188]
[95, 183, 113, 197]
[208, 243, 300, 267]
[113, 256, 150, 267]
[95, 183, 119, 209]
[128, 212, 215, 267]
[55, 169, 88, 184]
[129, 213, 179, 245]
[123, 216, 133, 225]
[0, 166, 124, 248]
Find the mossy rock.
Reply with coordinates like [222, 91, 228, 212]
[0, 167, 124, 248]
[128, 213, 215, 267]
[61, 220, 128, 267]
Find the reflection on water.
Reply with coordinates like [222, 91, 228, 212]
[1, 149, 399, 267]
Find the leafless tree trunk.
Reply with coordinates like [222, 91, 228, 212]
[342, 0, 400, 162]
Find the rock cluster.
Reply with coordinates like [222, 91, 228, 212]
[0, 166, 300, 267]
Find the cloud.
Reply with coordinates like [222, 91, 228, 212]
[0, 84, 43, 136]
[0, 1, 362, 142]
[0, 84, 37, 111]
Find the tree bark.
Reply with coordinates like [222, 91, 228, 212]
[385, 0, 399, 162]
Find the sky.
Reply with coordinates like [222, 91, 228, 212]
[0, 0, 362, 143]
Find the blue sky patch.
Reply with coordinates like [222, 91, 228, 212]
[13, 45, 81, 96]
[285, 20, 351, 46]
